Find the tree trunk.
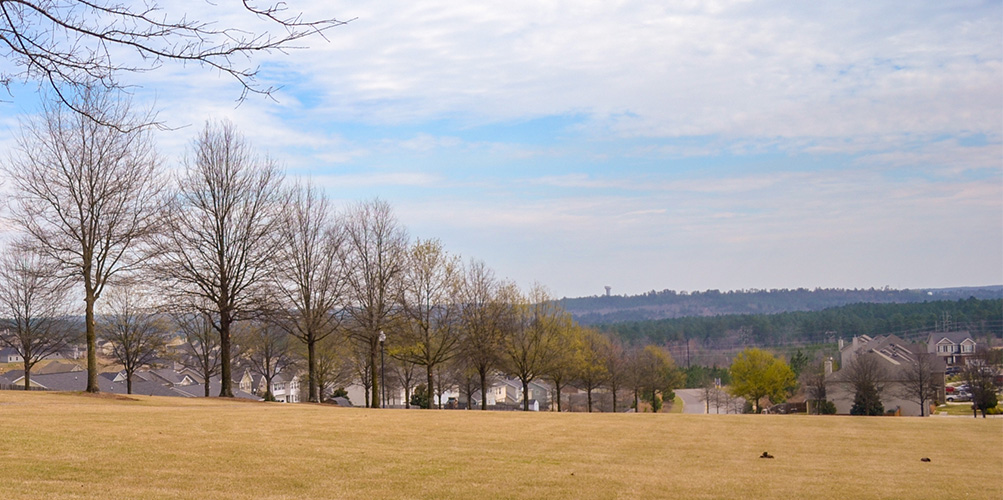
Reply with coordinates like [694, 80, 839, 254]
[587, 389, 593, 413]
[126, 373, 133, 394]
[479, 368, 488, 410]
[204, 380, 210, 397]
[307, 338, 318, 402]
[85, 288, 99, 393]
[23, 367, 31, 391]
[218, 308, 234, 397]
[554, 380, 562, 412]
[612, 387, 618, 413]
[427, 364, 435, 409]
[522, 380, 529, 411]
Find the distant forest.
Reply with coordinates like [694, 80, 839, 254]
[560, 286, 1003, 325]
[596, 297, 1003, 349]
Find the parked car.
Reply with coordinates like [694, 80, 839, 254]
[946, 391, 971, 402]
[945, 366, 962, 376]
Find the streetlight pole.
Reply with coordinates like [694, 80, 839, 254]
[379, 330, 386, 409]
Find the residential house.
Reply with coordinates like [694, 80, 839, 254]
[0, 348, 24, 364]
[470, 378, 552, 411]
[927, 331, 978, 367]
[826, 335, 946, 416]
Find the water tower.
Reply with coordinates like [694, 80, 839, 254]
[604, 286, 611, 297]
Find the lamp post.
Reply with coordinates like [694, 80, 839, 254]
[378, 330, 386, 409]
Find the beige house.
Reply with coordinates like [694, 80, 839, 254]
[827, 334, 946, 416]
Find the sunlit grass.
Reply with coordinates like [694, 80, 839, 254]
[0, 391, 999, 499]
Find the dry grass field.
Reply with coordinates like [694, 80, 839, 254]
[0, 391, 999, 500]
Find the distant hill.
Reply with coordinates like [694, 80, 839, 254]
[597, 298, 1003, 348]
[559, 286, 1003, 325]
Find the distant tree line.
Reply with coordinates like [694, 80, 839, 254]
[564, 287, 1003, 324]
[599, 298, 1003, 347]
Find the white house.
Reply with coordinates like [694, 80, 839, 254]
[927, 331, 977, 366]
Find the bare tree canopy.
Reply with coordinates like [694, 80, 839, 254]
[241, 321, 296, 402]
[155, 119, 284, 397]
[0, 0, 349, 123]
[397, 238, 462, 408]
[896, 352, 942, 417]
[97, 284, 170, 394]
[3, 88, 164, 392]
[342, 198, 408, 408]
[0, 241, 76, 390]
[458, 259, 506, 410]
[272, 181, 345, 403]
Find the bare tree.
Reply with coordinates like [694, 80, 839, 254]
[155, 119, 284, 397]
[273, 182, 346, 402]
[388, 355, 419, 408]
[173, 309, 221, 397]
[241, 321, 296, 401]
[397, 238, 462, 408]
[896, 352, 943, 417]
[501, 284, 565, 411]
[604, 335, 627, 413]
[313, 333, 354, 402]
[458, 259, 506, 410]
[349, 339, 373, 408]
[0, 1, 348, 125]
[0, 242, 76, 390]
[801, 358, 830, 415]
[839, 353, 888, 416]
[342, 199, 408, 408]
[962, 347, 1002, 418]
[98, 285, 169, 394]
[4, 89, 164, 392]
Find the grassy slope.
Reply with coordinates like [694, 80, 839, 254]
[0, 392, 999, 500]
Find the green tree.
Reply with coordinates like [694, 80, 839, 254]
[544, 323, 583, 412]
[633, 345, 683, 413]
[728, 348, 795, 413]
[575, 328, 611, 412]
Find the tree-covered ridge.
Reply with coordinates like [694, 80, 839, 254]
[598, 298, 1003, 347]
[561, 286, 1003, 325]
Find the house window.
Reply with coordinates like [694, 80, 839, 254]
[962, 343, 974, 353]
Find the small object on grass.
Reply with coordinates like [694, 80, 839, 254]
[921, 457, 931, 462]
[760, 451, 774, 459]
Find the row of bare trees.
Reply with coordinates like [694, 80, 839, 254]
[0, 90, 685, 410]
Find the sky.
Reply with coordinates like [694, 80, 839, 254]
[0, 1, 1001, 298]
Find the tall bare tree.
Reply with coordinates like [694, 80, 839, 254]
[501, 284, 565, 411]
[342, 199, 408, 408]
[896, 352, 943, 417]
[604, 335, 628, 413]
[397, 238, 462, 407]
[273, 182, 346, 402]
[98, 285, 169, 394]
[241, 321, 296, 401]
[0, 242, 76, 390]
[4, 90, 163, 392]
[963, 347, 1002, 418]
[156, 119, 284, 397]
[313, 333, 354, 402]
[0, 1, 348, 125]
[173, 309, 221, 397]
[458, 260, 506, 410]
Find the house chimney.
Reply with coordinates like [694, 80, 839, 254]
[838, 338, 844, 350]
[824, 358, 833, 376]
